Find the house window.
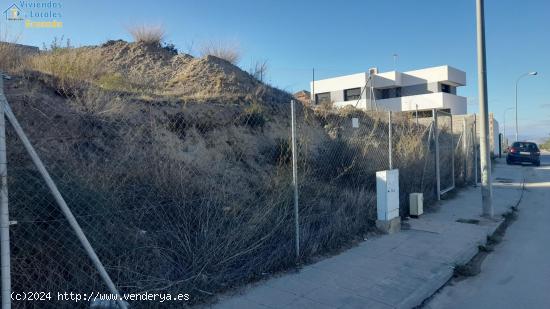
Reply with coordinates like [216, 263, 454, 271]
[344, 87, 362, 101]
[381, 89, 390, 99]
[395, 87, 402, 98]
[441, 84, 451, 93]
[315, 92, 331, 105]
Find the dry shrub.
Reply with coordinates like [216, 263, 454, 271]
[69, 87, 132, 115]
[128, 24, 165, 45]
[199, 40, 241, 64]
[28, 48, 105, 96]
[249, 59, 268, 82]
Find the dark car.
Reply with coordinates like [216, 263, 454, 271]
[506, 142, 540, 166]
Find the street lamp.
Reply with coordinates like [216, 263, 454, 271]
[515, 71, 538, 141]
[503, 107, 514, 147]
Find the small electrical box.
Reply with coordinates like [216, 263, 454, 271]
[409, 193, 424, 217]
[376, 169, 399, 221]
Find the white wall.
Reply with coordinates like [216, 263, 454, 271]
[398, 65, 466, 87]
[372, 93, 467, 114]
[310, 72, 367, 94]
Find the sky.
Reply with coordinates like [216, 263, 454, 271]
[1, 0, 549, 141]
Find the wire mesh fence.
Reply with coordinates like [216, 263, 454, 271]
[453, 114, 479, 187]
[391, 112, 438, 212]
[436, 110, 455, 194]
[1, 74, 480, 308]
[5, 89, 299, 308]
[294, 106, 388, 256]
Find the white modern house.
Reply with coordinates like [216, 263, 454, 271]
[310, 65, 467, 115]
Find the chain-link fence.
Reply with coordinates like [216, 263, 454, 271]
[391, 111, 438, 211]
[294, 106, 389, 256]
[1, 74, 480, 308]
[453, 114, 479, 187]
[436, 110, 455, 195]
[3, 80, 301, 308]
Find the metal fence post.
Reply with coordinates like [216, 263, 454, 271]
[433, 109, 441, 200]
[290, 100, 300, 260]
[3, 102, 128, 309]
[415, 104, 419, 126]
[463, 118, 467, 183]
[474, 114, 478, 187]
[450, 114, 455, 190]
[0, 76, 11, 309]
[388, 111, 393, 170]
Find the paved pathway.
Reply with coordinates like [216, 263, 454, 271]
[425, 153, 550, 309]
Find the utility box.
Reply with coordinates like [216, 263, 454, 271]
[376, 169, 400, 221]
[409, 193, 424, 217]
[376, 169, 400, 234]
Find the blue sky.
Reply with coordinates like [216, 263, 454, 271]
[1, 0, 549, 141]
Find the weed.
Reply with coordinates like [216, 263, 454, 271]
[128, 24, 165, 45]
[199, 40, 241, 64]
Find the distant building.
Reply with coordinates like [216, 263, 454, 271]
[0, 42, 40, 54]
[293, 90, 311, 105]
[310, 65, 467, 115]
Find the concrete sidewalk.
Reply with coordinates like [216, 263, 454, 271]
[206, 159, 525, 309]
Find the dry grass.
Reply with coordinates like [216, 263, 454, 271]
[0, 42, 25, 73]
[27, 47, 105, 96]
[199, 40, 241, 64]
[0, 31, 30, 73]
[127, 24, 165, 45]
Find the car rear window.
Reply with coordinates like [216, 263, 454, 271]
[512, 142, 539, 151]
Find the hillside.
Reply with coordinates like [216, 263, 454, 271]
[1, 40, 435, 308]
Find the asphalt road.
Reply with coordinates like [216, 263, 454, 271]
[425, 152, 550, 309]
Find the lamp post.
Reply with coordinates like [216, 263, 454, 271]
[476, 0, 493, 218]
[503, 107, 514, 147]
[515, 71, 537, 141]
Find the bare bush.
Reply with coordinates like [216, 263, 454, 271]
[128, 24, 165, 45]
[249, 59, 268, 82]
[199, 40, 241, 64]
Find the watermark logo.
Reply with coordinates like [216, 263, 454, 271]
[3, 4, 23, 21]
[3, 1, 63, 28]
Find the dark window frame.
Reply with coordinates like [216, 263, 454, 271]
[344, 87, 362, 101]
[315, 92, 331, 105]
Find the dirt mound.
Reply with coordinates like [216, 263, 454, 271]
[90, 40, 290, 103]
[94, 40, 191, 88]
[166, 55, 259, 97]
